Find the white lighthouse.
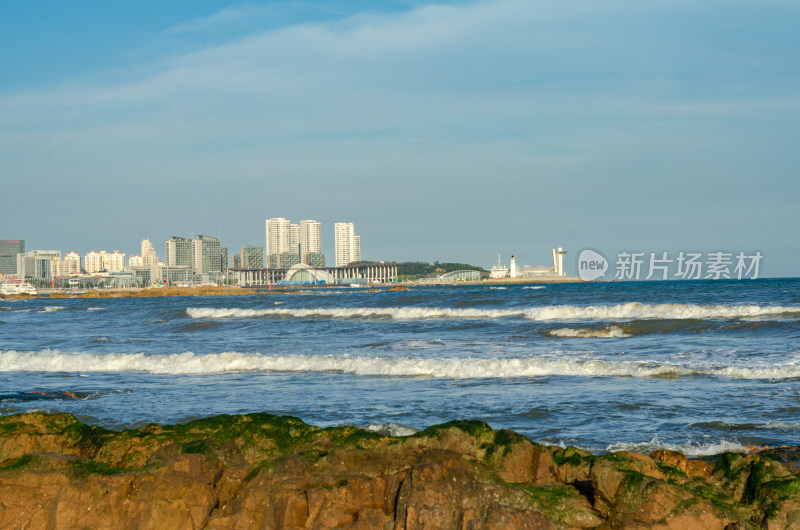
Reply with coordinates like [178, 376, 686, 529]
[509, 255, 517, 278]
[552, 247, 567, 277]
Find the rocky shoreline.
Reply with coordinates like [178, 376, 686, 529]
[0, 413, 798, 528]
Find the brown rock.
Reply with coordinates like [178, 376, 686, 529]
[0, 412, 797, 529]
[650, 449, 714, 477]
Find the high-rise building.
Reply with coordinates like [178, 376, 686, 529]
[265, 217, 300, 269]
[18, 250, 61, 279]
[85, 251, 104, 273]
[298, 220, 325, 267]
[104, 251, 126, 272]
[141, 239, 159, 266]
[335, 222, 361, 267]
[129, 254, 143, 267]
[193, 235, 222, 274]
[166, 237, 193, 268]
[299, 220, 320, 258]
[241, 246, 264, 269]
[0, 239, 25, 275]
[52, 252, 81, 277]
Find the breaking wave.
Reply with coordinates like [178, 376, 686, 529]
[2, 350, 799, 380]
[364, 423, 420, 437]
[606, 435, 747, 457]
[186, 303, 800, 322]
[547, 326, 632, 338]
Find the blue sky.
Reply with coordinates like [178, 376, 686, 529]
[1, 0, 798, 276]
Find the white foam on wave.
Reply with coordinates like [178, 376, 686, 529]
[41, 306, 65, 313]
[762, 421, 800, 430]
[186, 303, 800, 322]
[547, 326, 632, 338]
[2, 349, 799, 380]
[523, 286, 545, 290]
[364, 423, 420, 437]
[606, 435, 747, 456]
[86, 307, 106, 311]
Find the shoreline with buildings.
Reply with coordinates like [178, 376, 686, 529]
[3, 275, 585, 300]
[3, 224, 576, 289]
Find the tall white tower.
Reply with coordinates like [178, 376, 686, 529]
[299, 220, 322, 263]
[265, 218, 299, 268]
[509, 255, 517, 278]
[335, 222, 360, 267]
[552, 247, 567, 277]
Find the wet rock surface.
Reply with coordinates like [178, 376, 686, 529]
[1, 413, 799, 528]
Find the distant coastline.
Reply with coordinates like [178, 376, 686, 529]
[0, 278, 587, 300]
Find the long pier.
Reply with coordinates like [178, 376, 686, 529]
[231, 263, 398, 286]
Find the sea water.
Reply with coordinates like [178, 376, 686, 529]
[1, 279, 799, 455]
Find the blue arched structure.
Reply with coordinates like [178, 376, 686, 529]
[278, 263, 336, 285]
[439, 270, 481, 282]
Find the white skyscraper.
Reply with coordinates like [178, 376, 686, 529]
[335, 222, 361, 267]
[265, 217, 300, 268]
[299, 220, 321, 259]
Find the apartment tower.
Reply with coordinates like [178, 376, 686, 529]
[334, 222, 361, 267]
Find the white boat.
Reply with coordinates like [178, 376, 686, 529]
[489, 254, 509, 279]
[0, 280, 38, 295]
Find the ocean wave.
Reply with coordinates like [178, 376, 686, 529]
[697, 420, 800, 431]
[364, 423, 420, 437]
[606, 435, 747, 457]
[186, 303, 800, 322]
[2, 350, 799, 380]
[547, 326, 632, 338]
[41, 306, 65, 313]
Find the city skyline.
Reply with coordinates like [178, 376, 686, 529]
[1, 1, 798, 277]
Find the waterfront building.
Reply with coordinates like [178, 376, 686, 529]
[104, 251, 126, 272]
[160, 266, 192, 285]
[129, 254, 143, 267]
[267, 252, 300, 269]
[166, 237, 193, 268]
[193, 235, 223, 274]
[85, 251, 104, 273]
[299, 220, 323, 266]
[265, 217, 300, 269]
[141, 240, 159, 267]
[232, 262, 397, 287]
[241, 246, 264, 269]
[0, 240, 24, 275]
[166, 235, 225, 275]
[334, 222, 361, 267]
[304, 252, 326, 268]
[489, 254, 509, 279]
[232, 254, 241, 269]
[17, 250, 61, 280]
[52, 252, 81, 277]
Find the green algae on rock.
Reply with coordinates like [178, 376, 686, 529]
[1, 412, 799, 528]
